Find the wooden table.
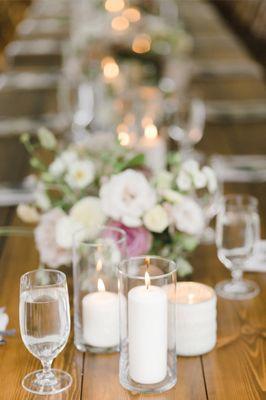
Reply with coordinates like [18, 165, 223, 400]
[0, 0, 266, 399]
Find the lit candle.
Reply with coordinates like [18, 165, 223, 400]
[128, 267, 168, 384]
[82, 278, 119, 348]
[132, 34, 151, 54]
[165, 282, 217, 356]
[137, 121, 167, 174]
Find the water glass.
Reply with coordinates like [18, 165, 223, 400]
[215, 194, 260, 300]
[19, 269, 72, 395]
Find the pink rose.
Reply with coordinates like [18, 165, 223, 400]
[107, 221, 152, 257]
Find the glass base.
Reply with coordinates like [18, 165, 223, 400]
[215, 279, 260, 300]
[120, 367, 176, 394]
[22, 369, 72, 395]
[75, 341, 119, 354]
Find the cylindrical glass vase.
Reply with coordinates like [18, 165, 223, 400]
[73, 226, 127, 353]
[118, 256, 177, 394]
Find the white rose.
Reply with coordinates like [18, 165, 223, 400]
[55, 216, 84, 249]
[172, 197, 204, 236]
[202, 166, 217, 193]
[176, 170, 192, 191]
[162, 189, 183, 204]
[49, 157, 65, 177]
[17, 204, 40, 224]
[100, 169, 156, 228]
[65, 160, 95, 190]
[61, 150, 78, 165]
[144, 205, 169, 233]
[70, 196, 106, 239]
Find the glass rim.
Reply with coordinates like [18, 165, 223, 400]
[222, 194, 258, 208]
[20, 269, 67, 288]
[118, 256, 177, 281]
[72, 225, 127, 248]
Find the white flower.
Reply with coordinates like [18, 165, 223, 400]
[162, 189, 183, 204]
[100, 169, 156, 228]
[55, 216, 84, 249]
[144, 205, 169, 233]
[35, 209, 72, 268]
[70, 196, 106, 239]
[192, 170, 207, 189]
[202, 166, 217, 193]
[155, 171, 173, 190]
[35, 189, 51, 211]
[60, 150, 78, 165]
[65, 160, 95, 190]
[182, 159, 199, 174]
[37, 127, 57, 150]
[49, 157, 65, 177]
[171, 197, 204, 236]
[17, 204, 40, 224]
[176, 170, 192, 191]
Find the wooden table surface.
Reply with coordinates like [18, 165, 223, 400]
[0, 0, 266, 399]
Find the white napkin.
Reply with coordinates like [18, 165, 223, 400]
[244, 241, 266, 272]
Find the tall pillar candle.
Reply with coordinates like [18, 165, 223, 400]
[128, 273, 168, 384]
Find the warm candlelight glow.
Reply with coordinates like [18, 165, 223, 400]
[97, 278, 105, 292]
[111, 16, 129, 31]
[187, 293, 195, 304]
[101, 57, 120, 79]
[96, 259, 103, 272]
[123, 7, 141, 23]
[118, 131, 130, 146]
[105, 0, 125, 13]
[141, 116, 153, 129]
[132, 34, 151, 54]
[145, 270, 150, 290]
[145, 257, 151, 269]
[144, 124, 158, 140]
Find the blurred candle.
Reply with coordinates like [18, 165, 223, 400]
[111, 16, 129, 31]
[132, 34, 151, 54]
[138, 122, 167, 173]
[123, 7, 141, 23]
[105, 0, 125, 13]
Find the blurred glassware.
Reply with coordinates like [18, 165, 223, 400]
[167, 96, 206, 160]
[215, 194, 260, 300]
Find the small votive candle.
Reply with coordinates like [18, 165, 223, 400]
[175, 282, 217, 356]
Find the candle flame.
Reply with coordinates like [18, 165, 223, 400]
[98, 278, 105, 292]
[96, 259, 102, 272]
[118, 131, 130, 146]
[102, 57, 120, 79]
[105, 0, 124, 13]
[144, 124, 158, 140]
[145, 257, 150, 269]
[145, 270, 150, 290]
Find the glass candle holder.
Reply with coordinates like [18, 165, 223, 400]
[73, 226, 127, 353]
[118, 256, 177, 394]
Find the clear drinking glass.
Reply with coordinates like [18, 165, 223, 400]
[215, 194, 260, 300]
[73, 226, 127, 353]
[118, 256, 177, 394]
[19, 269, 72, 395]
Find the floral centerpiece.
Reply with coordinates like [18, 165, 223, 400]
[18, 129, 217, 277]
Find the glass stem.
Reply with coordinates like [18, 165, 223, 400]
[41, 359, 53, 378]
[231, 268, 243, 282]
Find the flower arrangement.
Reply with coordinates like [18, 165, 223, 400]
[18, 129, 217, 276]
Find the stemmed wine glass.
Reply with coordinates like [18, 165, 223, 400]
[215, 194, 260, 300]
[19, 269, 72, 395]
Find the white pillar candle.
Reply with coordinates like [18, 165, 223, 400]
[128, 272, 168, 384]
[169, 282, 217, 356]
[82, 278, 119, 348]
[137, 124, 167, 174]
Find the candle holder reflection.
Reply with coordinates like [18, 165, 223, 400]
[73, 226, 127, 353]
[118, 256, 177, 394]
